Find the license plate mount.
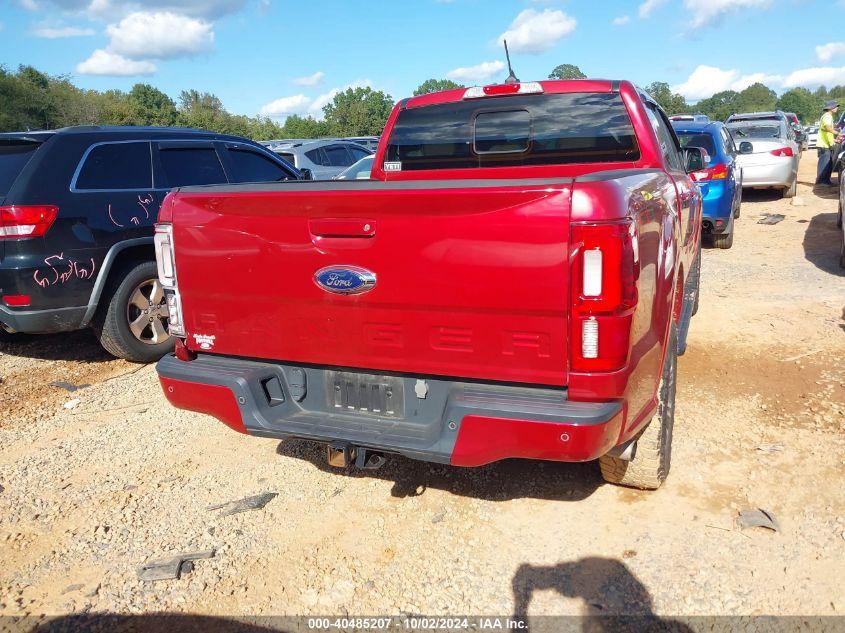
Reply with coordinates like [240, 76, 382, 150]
[326, 371, 405, 418]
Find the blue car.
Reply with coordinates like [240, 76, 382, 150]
[672, 121, 742, 249]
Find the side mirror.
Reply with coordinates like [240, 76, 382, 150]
[299, 168, 314, 181]
[684, 147, 705, 173]
[738, 141, 753, 155]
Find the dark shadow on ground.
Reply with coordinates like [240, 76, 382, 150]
[740, 187, 786, 203]
[802, 212, 844, 276]
[0, 328, 113, 363]
[26, 614, 285, 632]
[275, 438, 602, 502]
[809, 184, 839, 200]
[512, 558, 693, 632]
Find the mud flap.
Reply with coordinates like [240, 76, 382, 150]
[677, 271, 696, 356]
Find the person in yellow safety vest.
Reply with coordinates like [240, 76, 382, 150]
[815, 100, 839, 186]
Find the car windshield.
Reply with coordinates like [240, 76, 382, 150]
[728, 125, 781, 139]
[675, 132, 717, 156]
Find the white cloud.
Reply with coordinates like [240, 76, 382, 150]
[497, 9, 576, 54]
[683, 0, 771, 29]
[612, 15, 630, 26]
[672, 64, 782, 100]
[446, 60, 506, 83]
[75, 49, 156, 75]
[106, 11, 214, 60]
[33, 24, 95, 37]
[638, 0, 666, 18]
[816, 42, 845, 62]
[782, 66, 845, 89]
[260, 94, 311, 118]
[292, 71, 325, 87]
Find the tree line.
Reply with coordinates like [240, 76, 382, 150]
[2, 63, 843, 141]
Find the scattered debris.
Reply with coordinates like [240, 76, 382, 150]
[431, 511, 445, 524]
[737, 508, 780, 532]
[207, 492, 278, 517]
[61, 584, 84, 595]
[0, 484, 4, 495]
[84, 583, 101, 598]
[63, 399, 81, 410]
[790, 196, 805, 207]
[49, 380, 90, 392]
[756, 443, 784, 453]
[757, 214, 785, 225]
[138, 550, 215, 582]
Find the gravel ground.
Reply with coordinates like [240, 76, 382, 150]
[0, 156, 843, 630]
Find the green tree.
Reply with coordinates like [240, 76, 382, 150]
[548, 64, 586, 80]
[322, 87, 394, 136]
[695, 90, 739, 121]
[413, 78, 464, 96]
[279, 114, 331, 138]
[734, 82, 777, 113]
[776, 88, 823, 124]
[645, 82, 688, 114]
[128, 83, 178, 126]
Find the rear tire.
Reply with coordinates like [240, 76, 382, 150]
[92, 260, 174, 363]
[782, 178, 797, 199]
[733, 187, 742, 219]
[712, 229, 733, 249]
[600, 325, 678, 490]
[690, 243, 701, 316]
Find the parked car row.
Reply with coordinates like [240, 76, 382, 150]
[261, 138, 373, 180]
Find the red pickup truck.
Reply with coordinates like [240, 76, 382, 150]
[155, 79, 703, 489]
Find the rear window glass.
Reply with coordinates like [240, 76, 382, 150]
[75, 142, 152, 190]
[277, 152, 297, 167]
[159, 147, 226, 187]
[728, 125, 782, 139]
[0, 140, 42, 196]
[676, 132, 717, 157]
[385, 92, 639, 170]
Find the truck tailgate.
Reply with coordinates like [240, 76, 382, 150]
[171, 179, 573, 386]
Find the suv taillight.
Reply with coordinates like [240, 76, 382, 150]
[154, 223, 185, 337]
[0, 205, 58, 239]
[570, 220, 639, 372]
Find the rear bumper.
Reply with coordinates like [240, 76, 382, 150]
[740, 160, 793, 188]
[0, 304, 87, 334]
[156, 353, 624, 466]
[700, 181, 733, 232]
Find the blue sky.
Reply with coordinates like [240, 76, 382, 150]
[0, 0, 842, 120]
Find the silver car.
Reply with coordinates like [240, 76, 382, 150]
[266, 139, 372, 180]
[334, 154, 374, 180]
[728, 119, 800, 198]
[807, 125, 819, 149]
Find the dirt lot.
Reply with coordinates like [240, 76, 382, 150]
[1, 155, 843, 628]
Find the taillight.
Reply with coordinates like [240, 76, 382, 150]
[570, 220, 639, 372]
[770, 147, 794, 157]
[2, 294, 30, 307]
[0, 205, 58, 239]
[463, 82, 544, 99]
[154, 223, 185, 337]
[692, 163, 729, 182]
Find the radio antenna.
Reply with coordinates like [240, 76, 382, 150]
[503, 40, 519, 84]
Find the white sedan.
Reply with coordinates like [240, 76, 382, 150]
[728, 121, 800, 198]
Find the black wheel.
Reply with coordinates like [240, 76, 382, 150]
[712, 230, 733, 249]
[840, 225, 845, 270]
[600, 324, 678, 490]
[92, 260, 174, 363]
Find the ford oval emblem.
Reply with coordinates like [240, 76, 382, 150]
[314, 266, 376, 295]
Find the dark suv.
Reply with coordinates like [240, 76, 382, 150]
[0, 126, 301, 362]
